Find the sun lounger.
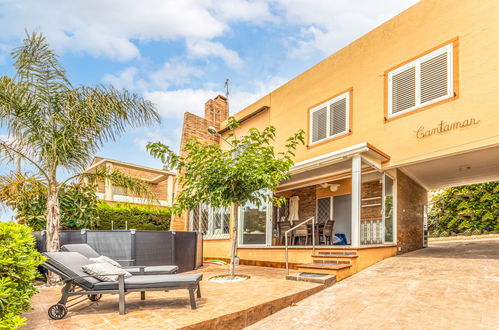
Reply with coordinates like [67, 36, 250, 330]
[42, 252, 202, 319]
[61, 243, 178, 275]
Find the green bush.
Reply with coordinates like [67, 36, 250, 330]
[0, 222, 46, 329]
[439, 230, 450, 237]
[429, 181, 499, 232]
[95, 202, 171, 230]
[463, 228, 473, 236]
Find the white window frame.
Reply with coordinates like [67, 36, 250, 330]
[190, 204, 230, 240]
[309, 91, 350, 145]
[388, 43, 454, 118]
[316, 196, 334, 223]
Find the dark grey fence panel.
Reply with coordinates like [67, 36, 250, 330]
[86, 230, 133, 266]
[135, 231, 175, 266]
[174, 231, 198, 273]
[32, 230, 202, 272]
[60, 230, 83, 246]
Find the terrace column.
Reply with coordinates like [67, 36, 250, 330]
[351, 155, 361, 247]
[104, 162, 114, 201]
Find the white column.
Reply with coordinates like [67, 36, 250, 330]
[351, 155, 361, 247]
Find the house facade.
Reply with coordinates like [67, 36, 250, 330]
[172, 0, 499, 277]
[85, 157, 176, 207]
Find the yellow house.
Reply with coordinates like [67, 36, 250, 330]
[172, 0, 499, 279]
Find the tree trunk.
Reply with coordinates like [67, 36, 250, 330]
[45, 184, 61, 285]
[229, 203, 239, 277]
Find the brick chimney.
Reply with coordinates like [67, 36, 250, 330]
[205, 95, 229, 130]
[172, 95, 229, 231]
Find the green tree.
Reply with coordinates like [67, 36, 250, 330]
[0, 32, 159, 267]
[0, 172, 101, 230]
[148, 117, 304, 276]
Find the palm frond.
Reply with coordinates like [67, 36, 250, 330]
[81, 167, 156, 202]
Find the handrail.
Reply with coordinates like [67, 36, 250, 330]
[284, 216, 315, 275]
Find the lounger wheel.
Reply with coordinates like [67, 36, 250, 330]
[48, 304, 68, 320]
[88, 294, 102, 302]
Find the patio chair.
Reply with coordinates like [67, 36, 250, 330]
[292, 220, 310, 245]
[278, 221, 292, 245]
[321, 220, 335, 245]
[61, 243, 178, 275]
[42, 252, 202, 320]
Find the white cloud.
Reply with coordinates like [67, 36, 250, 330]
[102, 67, 148, 91]
[0, 0, 274, 62]
[144, 88, 222, 119]
[273, 0, 420, 57]
[187, 40, 243, 68]
[103, 59, 204, 92]
[148, 58, 204, 90]
[142, 75, 287, 120]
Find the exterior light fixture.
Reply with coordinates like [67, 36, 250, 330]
[207, 126, 218, 135]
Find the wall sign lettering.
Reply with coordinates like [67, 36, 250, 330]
[416, 118, 480, 139]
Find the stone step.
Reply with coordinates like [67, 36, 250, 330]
[286, 272, 336, 286]
[312, 253, 358, 258]
[296, 263, 352, 271]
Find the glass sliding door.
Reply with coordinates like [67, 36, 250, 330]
[383, 174, 395, 243]
[239, 199, 271, 246]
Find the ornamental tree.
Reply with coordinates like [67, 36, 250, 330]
[148, 117, 304, 276]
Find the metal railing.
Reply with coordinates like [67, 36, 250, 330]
[285, 216, 315, 275]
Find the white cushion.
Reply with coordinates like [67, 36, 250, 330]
[89, 255, 123, 268]
[81, 263, 132, 282]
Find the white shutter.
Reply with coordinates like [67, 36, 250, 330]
[312, 106, 327, 143]
[420, 51, 449, 104]
[391, 66, 416, 114]
[388, 43, 453, 118]
[330, 96, 347, 135]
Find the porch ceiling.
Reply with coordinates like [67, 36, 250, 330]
[279, 143, 388, 191]
[399, 144, 499, 190]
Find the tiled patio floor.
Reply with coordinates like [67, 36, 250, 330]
[23, 264, 323, 329]
[248, 238, 499, 329]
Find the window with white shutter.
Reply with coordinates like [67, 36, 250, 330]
[388, 43, 454, 118]
[310, 91, 350, 144]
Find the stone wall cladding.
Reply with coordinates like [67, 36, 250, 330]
[361, 180, 382, 219]
[396, 169, 427, 254]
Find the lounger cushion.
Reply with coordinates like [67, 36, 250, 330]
[90, 255, 123, 268]
[61, 244, 100, 258]
[82, 263, 132, 282]
[125, 265, 178, 275]
[43, 252, 101, 287]
[93, 274, 203, 290]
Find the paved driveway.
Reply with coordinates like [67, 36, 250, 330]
[248, 239, 499, 329]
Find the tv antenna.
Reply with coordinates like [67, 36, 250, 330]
[224, 78, 230, 99]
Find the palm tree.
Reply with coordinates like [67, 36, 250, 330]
[0, 32, 160, 259]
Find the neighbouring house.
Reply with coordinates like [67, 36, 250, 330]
[172, 0, 499, 279]
[84, 157, 176, 207]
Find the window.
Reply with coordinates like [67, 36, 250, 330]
[112, 185, 127, 195]
[388, 43, 454, 118]
[310, 91, 350, 144]
[317, 197, 333, 223]
[189, 204, 230, 239]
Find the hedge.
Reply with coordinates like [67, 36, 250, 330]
[94, 202, 171, 230]
[429, 181, 499, 232]
[0, 222, 46, 329]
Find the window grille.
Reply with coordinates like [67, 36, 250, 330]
[189, 204, 230, 239]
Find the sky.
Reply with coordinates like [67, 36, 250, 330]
[0, 0, 419, 218]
